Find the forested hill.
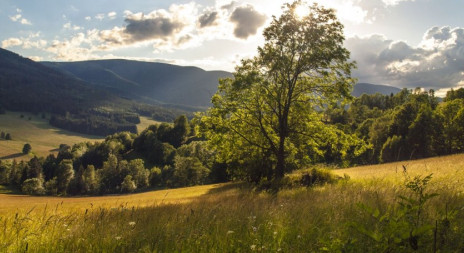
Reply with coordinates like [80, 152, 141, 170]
[43, 60, 400, 107]
[0, 48, 182, 136]
[42, 60, 232, 108]
[0, 48, 119, 114]
[352, 83, 401, 96]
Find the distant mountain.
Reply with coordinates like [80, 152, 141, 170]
[0, 48, 121, 114]
[352, 83, 401, 97]
[0, 48, 182, 136]
[42, 60, 232, 108]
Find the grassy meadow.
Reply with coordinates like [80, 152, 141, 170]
[1, 154, 464, 252]
[0, 112, 160, 161]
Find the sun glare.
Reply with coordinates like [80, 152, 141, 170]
[294, 5, 310, 19]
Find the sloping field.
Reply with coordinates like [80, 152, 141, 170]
[0, 183, 224, 214]
[0, 112, 160, 161]
[0, 111, 102, 160]
[334, 153, 464, 192]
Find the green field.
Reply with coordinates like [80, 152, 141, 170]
[0, 112, 159, 161]
[1, 154, 464, 252]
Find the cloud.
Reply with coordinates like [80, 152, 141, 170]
[63, 22, 82, 31]
[124, 15, 184, 41]
[230, 5, 266, 39]
[108, 12, 117, 20]
[9, 14, 32, 25]
[346, 26, 464, 91]
[381, 0, 415, 6]
[2, 38, 23, 48]
[98, 3, 200, 50]
[95, 13, 105, 21]
[198, 11, 218, 28]
[85, 16, 92, 21]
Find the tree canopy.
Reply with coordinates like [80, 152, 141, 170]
[199, 1, 362, 183]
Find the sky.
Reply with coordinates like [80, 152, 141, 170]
[1, 0, 464, 96]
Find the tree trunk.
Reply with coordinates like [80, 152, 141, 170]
[275, 136, 286, 180]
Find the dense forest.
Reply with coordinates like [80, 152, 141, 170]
[0, 115, 227, 195]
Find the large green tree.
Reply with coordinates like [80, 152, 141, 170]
[200, 1, 358, 182]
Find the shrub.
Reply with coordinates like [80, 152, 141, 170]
[21, 178, 45, 195]
[281, 167, 342, 188]
[22, 143, 32, 154]
[121, 175, 137, 193]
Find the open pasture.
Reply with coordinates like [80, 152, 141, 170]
[1, 154, 464, 252]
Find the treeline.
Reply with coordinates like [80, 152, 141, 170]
[49, 110, 139, 136]
[326, 87, 464, 164]
[0, 115, 227, 195]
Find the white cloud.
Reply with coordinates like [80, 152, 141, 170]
[9, 8, 32, 25]
[346, 26, 464, 91]
[1, 38, 23, 48]
[85, 16, 92, 21]
[108, 12, 117, 20]
[381, 0, 415, 6]
[95, 13, 105, 21]
[28, 56, 43, 61]
[63, 22, 82, 31]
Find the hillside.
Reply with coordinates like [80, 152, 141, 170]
[352, 82, 401, 96]
[0, 48, 118, 114]
[43, 60, 402, 107]
[42, 60, 232, 108]
[0, 48, 187, 136]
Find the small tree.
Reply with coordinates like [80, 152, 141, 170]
[22, 143, 32, 154]
[0, 131, 5, 139]
[121, 175, 137, 193]
[5, 133, 11, 140]
[21, 178, 45, 195]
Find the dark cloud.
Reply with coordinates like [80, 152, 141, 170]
[124, 16, 184, 41]
[230, 5, 266, 39]
[198, 11, 218, 28]
[345, 26, 464, 90]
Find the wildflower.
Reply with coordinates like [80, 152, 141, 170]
[250, 245, 256, 250]
[227, 230, 234, 235]
[129, 221, 136, 227]
[115, 236, 122, 240]
[252, 226, 257, 232]
[273, 231, 277, 236]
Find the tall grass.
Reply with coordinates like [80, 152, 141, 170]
[1, 154, 464, 252]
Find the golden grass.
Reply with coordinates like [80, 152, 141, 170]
[334, 153, 464, 194]
[136, 116, 163, 133]
[0, 183, 223, 214]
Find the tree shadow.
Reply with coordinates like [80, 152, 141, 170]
[0, 153, 25, 160]
[205, 182, 247, 195]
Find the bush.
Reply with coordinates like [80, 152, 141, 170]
[281, 167, 342, 188]
[22, 143, 32, 154]
[121, 175, 137, 193]
[21, 178, 45, 195]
